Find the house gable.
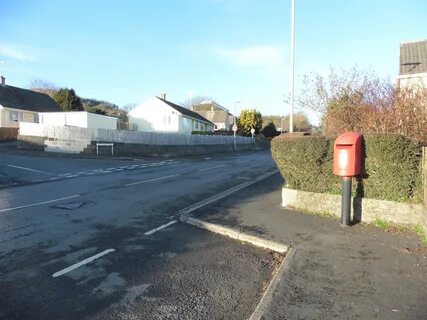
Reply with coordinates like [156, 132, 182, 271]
[400, 39, 427, 75]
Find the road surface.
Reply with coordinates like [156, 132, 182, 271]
[0, 150, 280, 319]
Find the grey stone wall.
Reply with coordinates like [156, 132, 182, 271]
[17, 135, 45, 151]
[282, 187, 425, 226]
[84, 141, 258, 157]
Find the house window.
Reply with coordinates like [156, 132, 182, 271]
[163, 115, 171, 125]
[33, 114, 39, 123]
[195, 122, 199, 129]
[10, 111, 23, 122]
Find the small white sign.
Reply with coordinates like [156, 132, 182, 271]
[250, 128, 255, 134]
[232, 125, 238, 132]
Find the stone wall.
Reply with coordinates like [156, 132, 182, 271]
[86, 141, 256, 157]
[282, 187, 425, 226]
[17, 135, 45, 150]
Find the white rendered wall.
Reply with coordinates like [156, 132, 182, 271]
[128, 97, 180, 133]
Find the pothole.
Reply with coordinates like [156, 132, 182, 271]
[54, 202, 86, 210]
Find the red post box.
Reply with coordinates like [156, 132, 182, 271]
[333, 132, 363, 226]
[333, 132, 363, 177]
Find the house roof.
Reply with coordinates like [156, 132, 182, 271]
[156, 97, 214, 125]
[0, 84, 62, 112]
[400, 39, 427, 75]
[192, 101, 229, 112]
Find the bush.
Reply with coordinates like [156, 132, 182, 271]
[271, 133, 422, 203]
[191, 131, 214, 135]
[261, 122, 279, 138]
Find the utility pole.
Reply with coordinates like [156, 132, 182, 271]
[289, 0, 295, 133]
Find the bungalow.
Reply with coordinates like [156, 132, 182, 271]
[0, 76, 62, 128]
[396, 39, 427, 89]
[191, 100, 235, 131]
[129, 95, 214, 134]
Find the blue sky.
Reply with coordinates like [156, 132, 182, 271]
[1, 0, 426, 124]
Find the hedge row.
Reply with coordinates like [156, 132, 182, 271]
[271, 133, 423, 203]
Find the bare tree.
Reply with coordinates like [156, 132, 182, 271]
[181, 96, 214, 109]
[28, 78, 58, 97]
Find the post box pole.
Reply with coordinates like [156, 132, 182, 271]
[341, 177, 352, 226]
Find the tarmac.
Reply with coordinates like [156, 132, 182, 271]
[189, 173, 427, 320]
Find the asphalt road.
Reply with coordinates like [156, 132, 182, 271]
[0, 150, 280, 319]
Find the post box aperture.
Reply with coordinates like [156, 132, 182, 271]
[333, 132, 363, 177]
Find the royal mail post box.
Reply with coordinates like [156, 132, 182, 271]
[333, 132, 363, 177]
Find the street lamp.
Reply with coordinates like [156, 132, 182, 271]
[188, 91, 194, 110]
[289, 0, 295, 133]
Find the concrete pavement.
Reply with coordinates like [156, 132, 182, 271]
[188, 173, 427, 320]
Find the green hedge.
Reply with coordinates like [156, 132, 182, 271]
[271, 133, 423, 203]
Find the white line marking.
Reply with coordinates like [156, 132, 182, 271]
[144, 220, 177, 235]
[76, 172, 86, 174]
[7, 165, 53, 175]
[236, 176, 251, 180]
[125, 174, 181, 187]
[173, 170, 278, 217]
[49, 177, 60, 181]
[0, 195, 80, 213]
[86, 172, 96, 175]
[52, 249, 115, 278]
[64, 175, 78, 178]
[198, 164, 226, 172]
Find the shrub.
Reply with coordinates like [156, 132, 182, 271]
[261, 122, 279, 138]
[271, 133, 422, 203]
[191, 131, 214, 135]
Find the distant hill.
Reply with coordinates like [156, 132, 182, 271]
[121, 103, 137, 112]
[80, 97, 128, 122]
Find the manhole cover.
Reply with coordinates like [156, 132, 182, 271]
[55, 202, 85, 210]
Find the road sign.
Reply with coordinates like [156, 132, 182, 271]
[232, 125, 237, 132]
[250, 128, 255, 134]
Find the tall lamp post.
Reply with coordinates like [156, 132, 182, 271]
[188, 91, 193, 110]
[289, 0, 295, 133]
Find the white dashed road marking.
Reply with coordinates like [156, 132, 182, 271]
[144, 220, 177, 235]
[0, 195, 81, 213]
[125, 174, 181, 187]
[7, 165, 54, 175]
[52, 249, 116, 278]
[198, 165, 226, 172]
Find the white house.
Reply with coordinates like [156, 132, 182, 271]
[39, 111, 118, 130]
[129, 95, 214, 134]
[396, 39, 427, 89]
[0, 76, 62, 128]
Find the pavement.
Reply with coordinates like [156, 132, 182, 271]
[189, 173, 427, 320]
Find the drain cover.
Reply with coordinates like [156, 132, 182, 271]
[55, 202, 85, 210]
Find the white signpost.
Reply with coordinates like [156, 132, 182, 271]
[233, 125, 238, 151]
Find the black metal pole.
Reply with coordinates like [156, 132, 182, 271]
[341, 177, 352, 226]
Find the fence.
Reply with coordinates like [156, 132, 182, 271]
[19, 123, 253, 146]
[0, 128, 19, 141]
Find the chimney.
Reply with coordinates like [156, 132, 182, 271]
[159, 93, 166, 100]
[1, 76, 5, 86]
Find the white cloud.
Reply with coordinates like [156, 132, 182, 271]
[0, 42, 37, 61]
[214, 45, 285, 70]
